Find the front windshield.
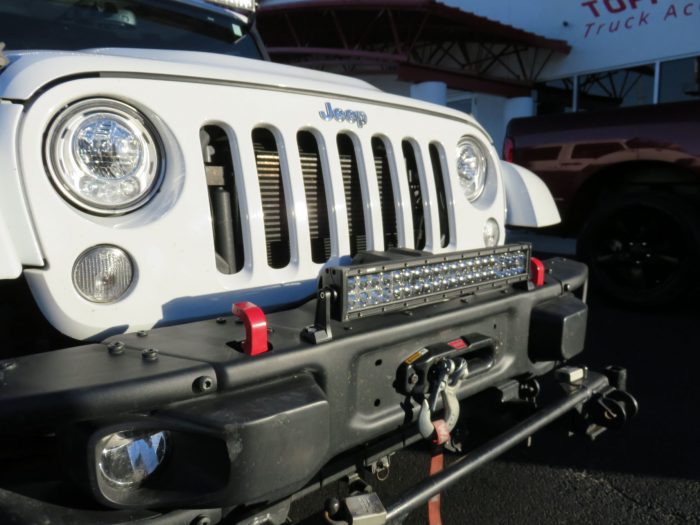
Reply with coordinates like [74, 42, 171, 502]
[0, 0, 261, 58]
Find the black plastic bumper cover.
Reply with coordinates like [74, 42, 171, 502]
[0, 258, 591, 521]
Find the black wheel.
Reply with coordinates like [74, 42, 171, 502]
[577, 192, 700, 308]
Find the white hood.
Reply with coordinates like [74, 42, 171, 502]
[0, 48, 486, 135]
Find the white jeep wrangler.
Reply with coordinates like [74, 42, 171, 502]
[0, 1, 636, 524]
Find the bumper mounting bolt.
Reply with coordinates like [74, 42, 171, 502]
[108, 341, 125, 355]
[325, 498, 341, 518]
[191, 517, 211, 525]
[142, 348, 159, 362]
[137, 330, 148, 337]
[216, 317, 226, 324]
[193, 376, 215, 393]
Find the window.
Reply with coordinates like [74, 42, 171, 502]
[0, 0, 261, 58]
[447, 98, 474, 115]
[535, 58, 699, 116]
[577, 64, 655, 111]
[535, 78, 575, 115]
[660, 56, 700, 104]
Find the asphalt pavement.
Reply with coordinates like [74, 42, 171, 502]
[290, 269, 700, 524]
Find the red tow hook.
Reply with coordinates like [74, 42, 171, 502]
[232, 302, 269, 356]
[530, 257, 545, 287]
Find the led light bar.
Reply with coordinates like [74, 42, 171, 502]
[322, 244, 531, 321]
[204, 0, 256, 12]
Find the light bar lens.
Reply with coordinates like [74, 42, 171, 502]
[325, 244, 531, 321]
[205, 0, 255, 11]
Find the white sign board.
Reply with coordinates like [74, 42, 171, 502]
[439, 0, 700, 78]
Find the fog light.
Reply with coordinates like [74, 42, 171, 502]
[483, 218, 500, 247]
[98, 430, 168, 488]
[73, 245, 134, 303]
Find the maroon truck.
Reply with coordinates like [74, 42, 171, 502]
[505, 100, 700, 307]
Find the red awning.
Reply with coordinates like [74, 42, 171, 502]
[259, 0, 570, 54]
[257, 0, 571, 96]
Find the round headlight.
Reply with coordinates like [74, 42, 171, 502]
[46, 99, 163, 215]
[73, 245, 134, 303]
[456, 137, 488, 202]
[98, 430, 169, 488]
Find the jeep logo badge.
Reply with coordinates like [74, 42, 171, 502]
[319, 102, 368, 129]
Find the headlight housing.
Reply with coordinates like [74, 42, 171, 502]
[456, 137, 488, 202]
[45, 99, 163, 215]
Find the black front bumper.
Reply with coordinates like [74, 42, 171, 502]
[0, 258, 606, 523]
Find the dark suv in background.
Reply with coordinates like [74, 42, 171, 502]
[505, 100, 700, 307]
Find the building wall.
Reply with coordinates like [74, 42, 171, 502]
[363, 76, 528, 151]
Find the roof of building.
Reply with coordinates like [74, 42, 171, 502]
[260, 0, 569, 53]
[257, 0, 571, 96]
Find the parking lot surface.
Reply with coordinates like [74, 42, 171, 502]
[291, 286, 700, 524]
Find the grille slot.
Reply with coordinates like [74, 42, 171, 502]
[298, 131, 331, 263]
[402, 141, 426, 250]
[201, 125, 243, 274]
[372, 137, 398, 250]
[253, 128, 291, 269]
[338, 134, 366, 256]
[429, 143, 450, 248]
[204, 124, 453, 269]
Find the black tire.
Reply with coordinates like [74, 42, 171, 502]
[577, 191, 700, 308]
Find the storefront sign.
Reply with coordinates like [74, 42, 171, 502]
[580, 0, 700, 38]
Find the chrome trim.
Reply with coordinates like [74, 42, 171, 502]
[99, 72, 488, 136]
[319, 102, 368, 129]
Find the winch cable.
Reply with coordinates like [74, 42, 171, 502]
[428, 420, 451, 525]
[428, 447, 444, 525]
[386, 373, 611, 521]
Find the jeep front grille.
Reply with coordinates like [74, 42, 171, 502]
[201, 128, 451, 272]
[253, 128, 291, 269]
[298, 131, 331, 264]
[429, 143, 450, 248]
[201, 125, 244, 275]
[372, 137, 398, 251]
[338, 134, 367, 257]
[402, 140, 426, 251]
